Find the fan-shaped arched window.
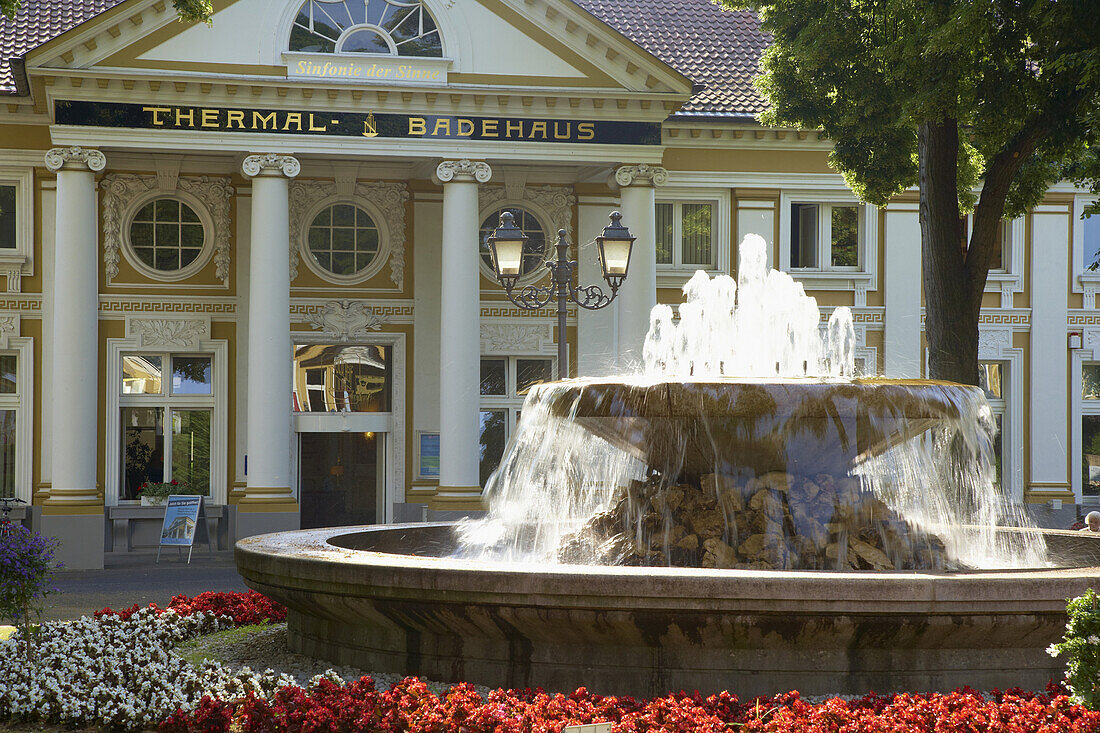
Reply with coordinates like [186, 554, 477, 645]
[290, 0, 444, 57]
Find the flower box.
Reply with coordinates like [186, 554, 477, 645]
[140, 495, 168, 507]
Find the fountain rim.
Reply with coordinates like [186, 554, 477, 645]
[236, 522, 1098, 581]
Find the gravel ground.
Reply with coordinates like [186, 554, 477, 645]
[177, 623, 493, 698]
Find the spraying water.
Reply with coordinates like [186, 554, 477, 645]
[456, 234, 1046, 570]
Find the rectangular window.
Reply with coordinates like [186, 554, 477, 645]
[479, 356, 553, 487]
[979, 362, 1003, 400]
[293, 344, 392, 412]
[655, 201, 716, 269]
[0, 185, 15, 250]
[1085, 415, 1100, 497]
[1083, 364, 1100, 399]
[791, 202, 861, 270]
[118, 351, 216, 501]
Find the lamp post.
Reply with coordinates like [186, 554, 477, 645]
[487, 211, 636, 379]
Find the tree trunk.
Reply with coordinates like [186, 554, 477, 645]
[919, 119, 980, 386]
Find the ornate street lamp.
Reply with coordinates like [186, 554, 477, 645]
[487, 211, 635, 379]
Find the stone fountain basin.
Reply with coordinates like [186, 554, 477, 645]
[236, 523, 1100, 697]
[537, 377, 983, 477]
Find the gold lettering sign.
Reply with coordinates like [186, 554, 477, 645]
[58, 100, 663, 147]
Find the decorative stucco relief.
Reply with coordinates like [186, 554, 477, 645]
[480, 184, 576, 242]
[306, 300, 389, 342]
[288, 180, 409, 288]
[100, 174, 233, 284]
[127, 317, 210, 349]
[480, 323, 554, 354]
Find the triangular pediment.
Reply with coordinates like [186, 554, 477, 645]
[24, 0, 692, 97]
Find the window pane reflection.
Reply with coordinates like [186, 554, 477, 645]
[123, 355, 163, 394]
[480, 359, 506, 396]
[0, 355, 15, 394]
[0, 411, 14, 498]
[479, 409, 506, 488]
[830, 205, 858, 267]
[979, 362, 1003, 400]
[171, 409, 211, 495]
[172, 356, 212, 395]
[121, 407, 164, 500]
[1084, 365, 1100, 399]
[516, 358, 552, 395]
[293, 344, 392, 412]
[1085, 415, 1100, 496]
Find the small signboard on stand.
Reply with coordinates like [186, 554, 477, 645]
[156, 495, 213, 564]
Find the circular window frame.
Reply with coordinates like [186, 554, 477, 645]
[478, 202, 554, 287]
[121, 191, 215, 283]
[299, 196, 391, 285]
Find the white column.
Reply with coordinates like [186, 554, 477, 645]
[433, 159, 491, 512]
[45, 147, 104, 505]
[883, 203, 922, 377]
[239, 154, 300, 526]
[1030, 205, 1072, 500]
[42, 146, 106, 570]
[614, 164, 665, 367]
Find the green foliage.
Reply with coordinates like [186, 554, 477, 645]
[1, 0, 212, 23]
[1049, 589, 1100, 708]
[722, 0, 1100, 215]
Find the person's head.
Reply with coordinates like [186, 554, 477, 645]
[1086, 511, 1100, 532]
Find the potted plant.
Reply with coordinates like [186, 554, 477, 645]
[137, 479, 204, 506]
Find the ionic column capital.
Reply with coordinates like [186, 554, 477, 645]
[614, 163, 668, 188]
[45, 146, 106, 173]
[242, 153, 301, 179]
[436, 159, 492, 184]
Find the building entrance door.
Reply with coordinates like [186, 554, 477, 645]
[298, 431, 385, 529]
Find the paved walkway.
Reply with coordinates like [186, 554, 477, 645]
[43, 550, 248, 621]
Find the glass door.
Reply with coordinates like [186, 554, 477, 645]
[298, 431, 385, 529]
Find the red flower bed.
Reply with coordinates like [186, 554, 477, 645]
[160, 680, 1100, 733]
[94, 590, 286, 625]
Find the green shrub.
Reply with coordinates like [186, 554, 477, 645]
[1049, 589, 1100, 707]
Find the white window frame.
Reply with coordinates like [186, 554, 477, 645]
[779, 190, 878, 294]
[1071, 334, 1100, 502]
[298, 195, 393, 286]
[289, 332, 406, 524]
[105, 332, 227, 506]
[477, 201, 556, 288]
[976, 332, 1023, 501]
[979, 360, 1009, 490]
[0, 327, 32, 502]
[121, 190, 216, 283]
[1073, 195, 1100, 307]
[961, 214, 1024, 308]
[0, 167, 33, 289]
[655, 188, 731, 288]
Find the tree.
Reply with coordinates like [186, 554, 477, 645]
[1, 0, 212, 24]
[721, 0, 1100, 384]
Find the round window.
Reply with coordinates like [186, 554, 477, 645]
[129, 198, 205, 272]
[307, 203, 381, 277]
[479, 207, 548, 280]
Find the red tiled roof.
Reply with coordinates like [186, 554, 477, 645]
[1, 0, 767, 118]
[1, 0, 126, 94]
[572, 0, 769, 117]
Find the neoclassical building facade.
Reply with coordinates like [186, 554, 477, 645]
[0, 0, 1096, 567]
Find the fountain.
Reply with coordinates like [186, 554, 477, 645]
[237, 234, 1100, 697]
